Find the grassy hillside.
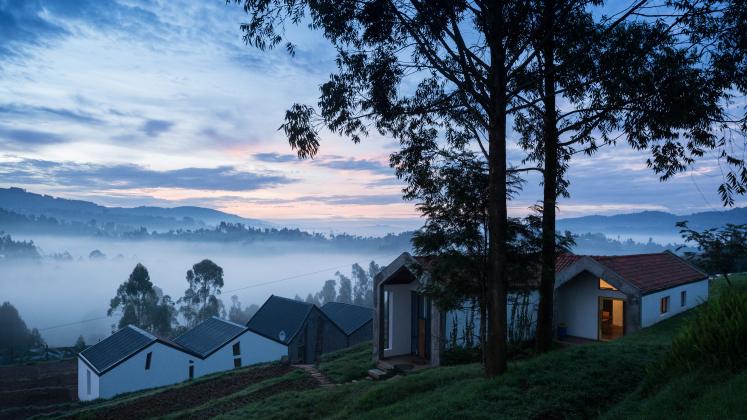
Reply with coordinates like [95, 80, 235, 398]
[19, 276, 745, 419]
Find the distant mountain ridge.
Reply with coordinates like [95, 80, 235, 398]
[0, 187, 268, 232]
[557, 207, 747, 237]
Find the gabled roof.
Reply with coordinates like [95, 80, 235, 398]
[79, 325, 156, 375]
[321, 302, 373, 335]
[173, 317, 247, 358]
[556, 251, 708, 294]
[246, 295, 313, 344]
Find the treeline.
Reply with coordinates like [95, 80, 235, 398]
[0, 208, 412, 251]
[0, 302, 46, 364]
[295, 261, 380, 307]
[571, 233, 694, 255]
[0, 231, 41, 260]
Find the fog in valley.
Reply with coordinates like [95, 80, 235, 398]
[1, 235, 400, 346]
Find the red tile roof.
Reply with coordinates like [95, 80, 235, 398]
[555, 252, 707, 294]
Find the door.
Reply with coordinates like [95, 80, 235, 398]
[411, 292, 431, 358]
[598, 297, 625, 341]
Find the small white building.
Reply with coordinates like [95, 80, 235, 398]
[373, 251, 709, 367]
[78, 325, 195, 401]
[78, 317, 287, 401]
[173, 317, 287, 376]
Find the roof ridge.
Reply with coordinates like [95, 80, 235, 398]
[126, 324, 157, 341]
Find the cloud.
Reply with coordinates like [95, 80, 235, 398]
[297, 194, 404, 205]
[0, 103, 103, 125]
[0, 127, 68, 149]
[253, 152, 299, 163]
[0, 159, 295, 191]
[316, 157, 392, 174]
[140, 119, 174, 137]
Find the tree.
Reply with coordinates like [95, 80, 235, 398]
[336, 272, 353, 304]
[0, 302, 44, 361]
[677, 221, 747, 286]
[317, 279, 337, 306]
[109, 263, 177, 336]
[228, 295, 260, 324]
[74, 335, 87, 353]
[233, 0, 543, 376]
[352, 262, 380, 307]
[179, 259, 225, 327]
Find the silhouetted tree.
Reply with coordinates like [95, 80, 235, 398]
[317, 279, 337, 306]
[228, 295, 260, 324]
[109, 263, 177, 336]
[74, 335, 87, 353]
[678, 221, 747, 286]
[336, 273, 353, 304]
[179, 259, 225, 327]
[0, 302, 44, 361]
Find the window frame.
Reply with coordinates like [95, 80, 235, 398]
[233, 357, 242, 368]
[232, 342, 241, 356]
[145, 351, 152, 370]
[680, 290, 687, 307]
[599, 278, 618, 291]
[86, 369, 91, 395]
[660, 296, 670, 314]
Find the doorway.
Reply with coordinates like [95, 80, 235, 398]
[598, 297, 624, 341]
[410, 292, 431, 359]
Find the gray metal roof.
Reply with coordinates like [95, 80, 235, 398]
[321, 302, 373, 335]
[79, 325, 155, 374]
[246, 295, 313, 344]
[173, 317, 247, 357]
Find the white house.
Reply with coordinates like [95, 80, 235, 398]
[372, 251, 708, 367]
[78, 325, 195, 401]
[78, 317, 287, 401]
[173, 317, 286, 376]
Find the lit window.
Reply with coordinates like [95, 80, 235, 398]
[681, 291, 687, 307]
[145, 352, 152, 370]
[234, 357, 242, 368]
[599, 279, 618, 291]
[660, 296, 670, 314]
[232, 342, 241, 356]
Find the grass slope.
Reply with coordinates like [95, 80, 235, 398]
[318, 341, 374, 383]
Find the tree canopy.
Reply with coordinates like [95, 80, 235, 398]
[179, 259, 226, 327]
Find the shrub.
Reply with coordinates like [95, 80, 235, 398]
[663, 288, 747, 374]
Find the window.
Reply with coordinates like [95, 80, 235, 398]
[145, 351, 152, 370]
[660, 296, 670, 314]
[234, 358, 242, 368]
[599, 279, 618, 291]
[86, 369, 91, 395]
[189, 361, 194, 379]
[681, 291, 687, 307]
[232, 342, 241, 356]
[384, 291, 392, 350]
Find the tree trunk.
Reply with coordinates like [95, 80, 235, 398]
[484, 4, 509, 375]
[536, 0, 559, 354]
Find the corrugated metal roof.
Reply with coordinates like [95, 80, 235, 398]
[173, 317, 246, 357]
[246, 295, 312, 344]
[321, 302, 372, 335]
[79, 325, 155, 374]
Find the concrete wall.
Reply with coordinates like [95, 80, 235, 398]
[556, 271, 627, 340]
[77, 358, 100, 401]
[383, 282, 418, 357]
[641, 279, 708, 327]
[198, 330, 287, 375]
[348, 320, 373, 346]
[95, 342, 193, 400]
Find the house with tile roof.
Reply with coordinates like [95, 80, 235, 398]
[372, 251, 709, 367]
[246, 295, 348, 363]
[321, 302, 373, 346]
[77, 317, 286, 401]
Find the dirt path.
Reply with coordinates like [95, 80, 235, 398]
[294, 364, 335, 388]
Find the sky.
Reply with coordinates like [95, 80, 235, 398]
[0, 0, 743, 234]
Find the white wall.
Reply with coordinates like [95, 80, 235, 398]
[96, 342, 194, 399]
[383, 283, 418, 357]
[198, 330, 287, 376]
[641, 279, 708, 327]
[77, 358, 100, 401]
[556, 272, 627, 340]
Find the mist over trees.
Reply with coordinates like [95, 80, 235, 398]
[299, 262, 381, 307]
[228, 295, 259, 324]
[0, 232, 40, 261]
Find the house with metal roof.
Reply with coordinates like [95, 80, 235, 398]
[78, 325, 197, 401]
[174, 317, 286, 376]
[77, 317, 286, 401]
[372, 251, 708, 368]
[321, 302, 373, 346]
[246, 295, 348, 363]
